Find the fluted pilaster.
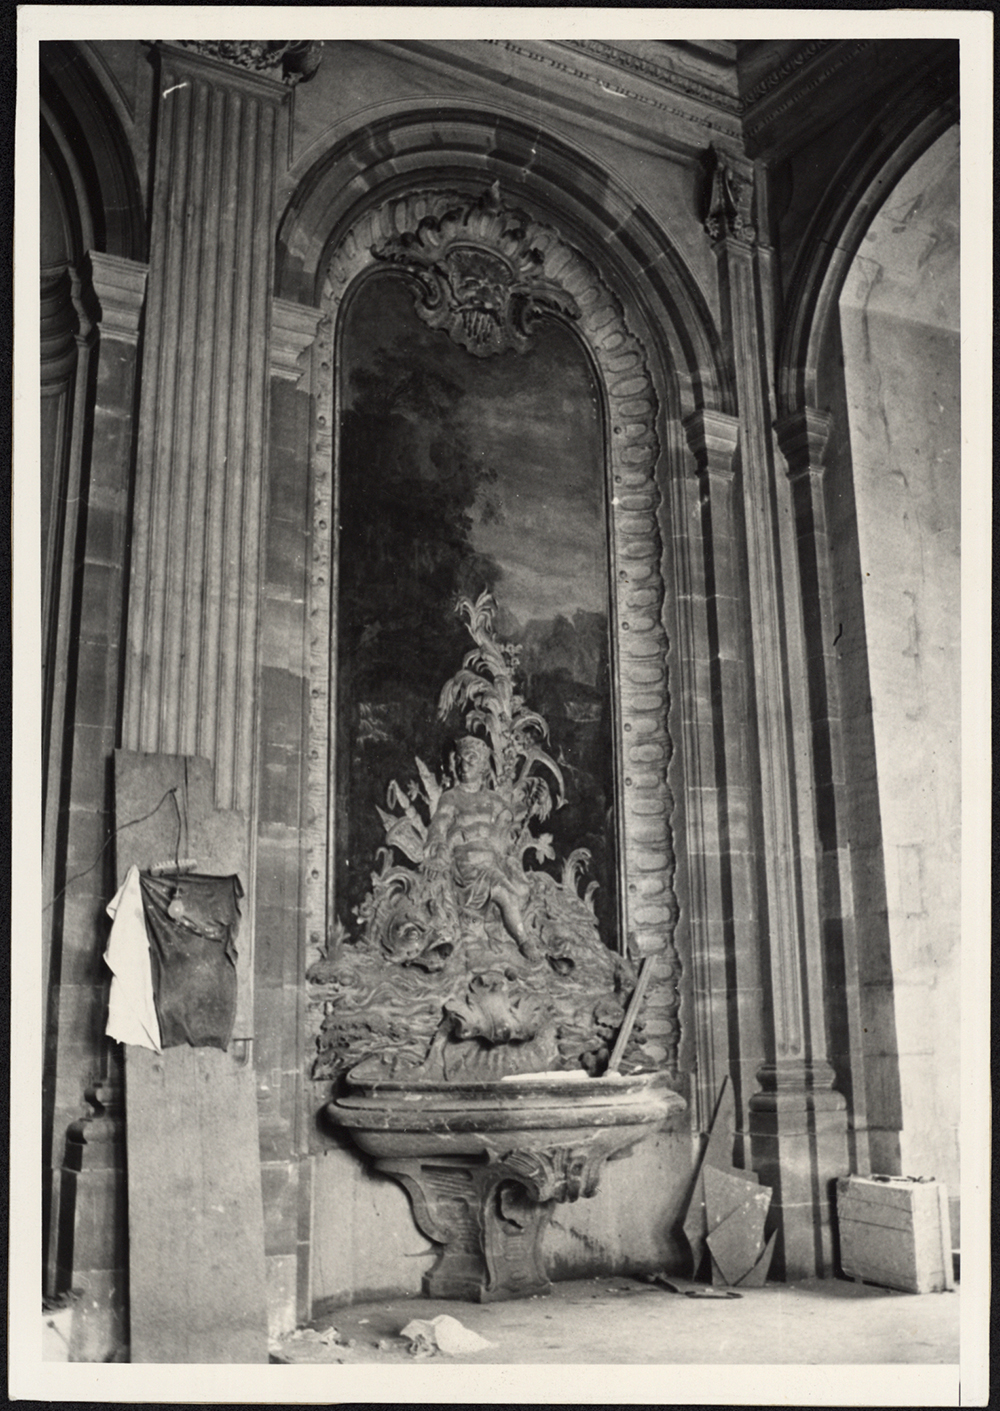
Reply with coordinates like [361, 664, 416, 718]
[123, 44, 284, 813]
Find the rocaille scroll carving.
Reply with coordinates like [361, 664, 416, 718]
[310, 592, 649, 1083]
[371, 183, 580, 357]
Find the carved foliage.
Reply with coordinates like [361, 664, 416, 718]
[171, 40, 323, 84]
[703, 145, 757, 247]
[493, 1143, 607, 1203]
[371, 184, 580, 357]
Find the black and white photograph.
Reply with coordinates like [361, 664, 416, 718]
[13, 7, 990, 1404]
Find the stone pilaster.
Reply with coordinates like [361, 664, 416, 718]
[681, 410, 765, 1149]
[256, 295, 324, 1331]
[707, 159, 848, 1276]
[775, 408, 900, 1181]
[122, 43, 285, 815]
[43, 253, 147, 1357]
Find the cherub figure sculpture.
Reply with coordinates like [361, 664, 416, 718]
[423, 735, 539, 962]
[310, 591, 646, 1083]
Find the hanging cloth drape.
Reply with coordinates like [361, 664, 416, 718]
[105, 863, 163, 1052]
[138, 871, 243, 1050]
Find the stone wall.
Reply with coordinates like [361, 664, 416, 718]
[837, 127, 961, 1231]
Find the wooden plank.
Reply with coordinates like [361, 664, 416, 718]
[606, 954, 653, 1072]
[114, 750, 267, 1361]
[126, 1046, 268, 1362]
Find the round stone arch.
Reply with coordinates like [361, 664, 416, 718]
[274, 105, 733, 422]
[776, 94, 958, 419]
[302, 182, 686, 1070]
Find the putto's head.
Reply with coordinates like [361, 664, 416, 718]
[453, 735, 491, 782]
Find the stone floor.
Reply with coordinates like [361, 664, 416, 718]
[272, 1273, 960, 1367]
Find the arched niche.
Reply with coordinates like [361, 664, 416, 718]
[826, 126, 960, 1198]
[771, 99, 960, 1184]
[275, 107, 733, 419]
[776, 91, 959, 418]
[303, 183, 687, 1068]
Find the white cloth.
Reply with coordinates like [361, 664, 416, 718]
[104, 864, 162, 1051]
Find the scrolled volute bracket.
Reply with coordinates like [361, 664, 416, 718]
[703, 144, 757, 248]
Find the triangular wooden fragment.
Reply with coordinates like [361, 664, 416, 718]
[733, 1229, 778, 1288]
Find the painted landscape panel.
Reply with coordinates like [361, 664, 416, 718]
[335, 274, 617, 942]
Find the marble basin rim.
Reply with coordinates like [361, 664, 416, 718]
[325, 1066, 687, 1160]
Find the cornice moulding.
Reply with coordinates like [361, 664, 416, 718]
[372, 38, 743, 154]
[557, 40, 741, 117]
[484, 38, 743, 140]
[270, 297, 324, 383]
[88, 250, 148, 342]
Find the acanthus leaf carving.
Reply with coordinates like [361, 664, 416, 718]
[371, 182, 580, 357]
[168, 40, 323, 85]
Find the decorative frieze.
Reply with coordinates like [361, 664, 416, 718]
[170, 39, 323, 85]
[480, 40, 742, 140]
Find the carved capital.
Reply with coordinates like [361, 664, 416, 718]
[88, 251, 148, 344]
[166, 39, 323, 85]
[371, 182, 580, 357]
[703, 145, 757, 248]
[774, 407, 833, 481]
[40, 266, 79, 381]
[683, 407, 740, 477]
[270, 298, 324, 383]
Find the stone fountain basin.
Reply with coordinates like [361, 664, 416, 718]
[326, 1067, 686, 1160]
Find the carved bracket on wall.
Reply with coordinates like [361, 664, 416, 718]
[371, 183, 581, 357]
[703, 145, 757, 247]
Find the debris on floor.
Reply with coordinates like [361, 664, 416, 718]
[268, 1323, 350, 1361]
[680, 1076, 777, 1288]
[645, 1272, 742, 1300]
[400, 1313, 495, 1356]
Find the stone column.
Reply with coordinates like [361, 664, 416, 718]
[681, 410, 766, 1151]
[122, 43, 285, 816]
[705, 150, 848, 1276]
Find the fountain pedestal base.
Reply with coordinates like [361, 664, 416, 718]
[378, 1134, 642, 1302]
[327, 1068, 687, 1302]
[378, 1155, 553, 1301]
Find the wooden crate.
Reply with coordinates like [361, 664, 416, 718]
[836, 1175, 954, 1293]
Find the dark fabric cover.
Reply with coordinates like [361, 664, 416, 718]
[139, 872, 243, 1050]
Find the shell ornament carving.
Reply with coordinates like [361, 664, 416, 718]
[371, 182, 581, 357]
